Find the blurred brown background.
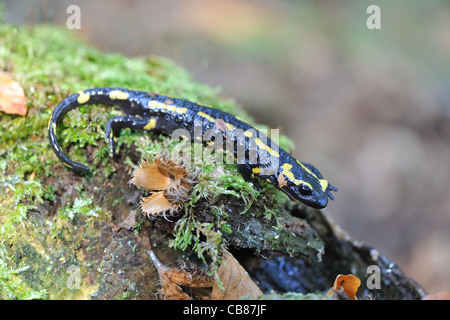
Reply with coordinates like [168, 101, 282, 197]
[4, 0, 450, 294]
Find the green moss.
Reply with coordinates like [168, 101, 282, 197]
[0, 21, 249, 179]
[59, 196, 103, 222]
[0, 176, 101, 299]
[0, 11, 313, 298]
[141, 129, 317, 269]
[0, 177, 43, 242]
[0, 253, 48, 300]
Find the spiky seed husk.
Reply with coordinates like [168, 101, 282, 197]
[129, 160, 173, 191]
[131, 151, 199, 218]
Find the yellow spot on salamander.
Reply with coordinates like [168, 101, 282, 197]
[297, 160, 319, 180]
[109, 90, 130, 100]
[281, 163, 296, 183]
[244, 130, 253, 138]
[77, 90, 90, 104]
[147, 101, 187, 114]
[197, 111, 216, 123]
[63, 162, 72, 169]
[252, 167, 261, 174]
[109, 131, 118, 143]
[143, 118, 156, 130]
[169, 105, 187, 114]
[319, 179, 328, 192]
[147, 100, 158, 109]
[255, 138, 280, 157]
[225, 122, 234, 130]
[281, 163, 312, 189]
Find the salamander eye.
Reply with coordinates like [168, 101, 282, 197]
[299, 183, 312, 196]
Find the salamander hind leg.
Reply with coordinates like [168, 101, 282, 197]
[105, 116, 159, 156]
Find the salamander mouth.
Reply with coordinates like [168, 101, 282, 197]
[280, 187, 327, 209]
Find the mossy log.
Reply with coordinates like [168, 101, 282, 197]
[0, 23, 426, 300]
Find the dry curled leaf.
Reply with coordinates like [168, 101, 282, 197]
[148, 248, 262, 300]
[148, 250, 192, 300]
[129, 151, 198, 218]
[0, 71, 28, 116]
[211, 249, 263, 300]
[148, 250, 214, 300]
[327, 274, 361, 300]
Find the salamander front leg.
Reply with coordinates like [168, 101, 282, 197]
[105, 116, 159, 156]
[236, 163, 263, 191]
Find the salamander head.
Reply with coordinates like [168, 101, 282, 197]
[279, 162, 337, 209]
[284, 178, 337, 209]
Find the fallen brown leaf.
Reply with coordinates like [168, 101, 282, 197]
[117, 210, 137, 230]
[148, 248, 262, 300]
[211, 249, 263, 300]
[0, 71, 28, 116]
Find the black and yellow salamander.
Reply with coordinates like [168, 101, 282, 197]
[48, 88, 336, 208]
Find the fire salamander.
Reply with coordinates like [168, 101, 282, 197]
[48, 88, 337, 208]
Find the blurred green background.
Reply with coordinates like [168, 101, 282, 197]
[4, 0, 450, 294]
